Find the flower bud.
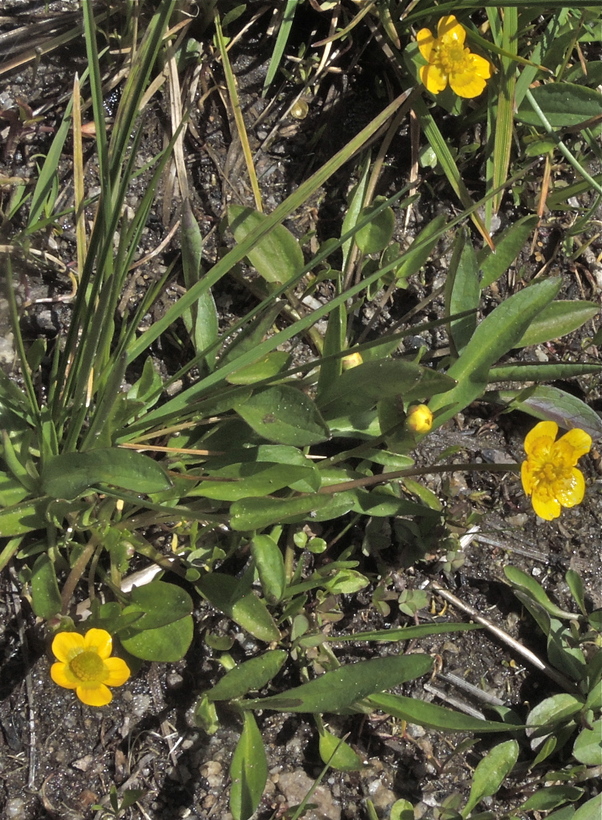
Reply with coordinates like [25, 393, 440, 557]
[405, 404, 433, 434]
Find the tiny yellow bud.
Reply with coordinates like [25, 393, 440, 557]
[405, 404, 433, 434]
[341, 352, 363, 370]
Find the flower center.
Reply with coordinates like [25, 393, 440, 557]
[436, 42, 471, 74]
[70, 650, 106, 682]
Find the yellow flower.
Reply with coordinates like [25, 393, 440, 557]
[50, 628, 130, 707]
[417, 16, 492, 98]
[405, 404, 433, 434]
[521, 421, 591, 521]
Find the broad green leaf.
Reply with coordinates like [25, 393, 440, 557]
[318, 359, 456, 415]
[446, 229, 479, 355]
[394, 214, 447, 282]
[233, 385, 329, 446]
[0, 496, 48, 537]
[230, 493, 335, 531]
[572, 720, 602, 765]
[206, 650, 288, 701]
[196, 573, 280, 642]
[318, 728, 365, 771]
[226, 352, 291, 385]
[428, 277, 562, 426]
[228, 204, 304, 286]
[41, 448, 172, 500]
[517, 83, 602, 129]
[355, 199, 395, 254]
[368, 693, 514, 733]
[251, 535, 286, 603]
[120, 581, 193, 630]
[0, 470, 30, 507]
[189, 462, 318, 501]
[391, 800, 415, 820]
[527, 694, 583, 734]
[514, 301, 598, 347]
[230, 712, 268, 820]
[498, 385, 602, 439]
[242, 654, 433, 714]
[520, 785, 583, 812]
[31, 553, 62, 618]
[572, 794, 602, 820]
[120, 615, 193, 662]
[462, 740, 519, 817]
[477, 215, 538, 289]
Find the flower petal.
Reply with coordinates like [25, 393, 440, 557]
[52, 631, 85, 663]
[417, 28, 435, 61]
[103, 657, 131, 687]
[83, 628, 113, 659]
[420, 63, 448, 94]
[50, 661, 78, 689]
[438, 16, 465, 45]
[556, 468, 585, 508]
[531, 491, 561, 520]
[559, 428, 592, 461]
[76, 683, 113, 707]
[520, 460, 534, 495]
[524, 421, 557, 455]
[471, 53, 492, 81]
[449, 70, 488, 98]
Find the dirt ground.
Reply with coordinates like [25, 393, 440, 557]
[1, 2, 601, 819]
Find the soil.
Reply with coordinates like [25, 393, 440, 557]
[0, 3, 601, 820]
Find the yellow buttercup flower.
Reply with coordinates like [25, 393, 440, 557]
[417, 16, 492, 98]
[50, 628, 130, 707]
[521, 421, 591, 521]
[405, 404, 433, 434]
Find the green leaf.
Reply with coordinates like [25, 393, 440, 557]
[488, 363, 602, 382]
[572, 794, 602, 820]
[428, 277, 562, 426]
[228, 204, 304, 286]
[0, 470, 30, 507]
[391, 800, 415, 820]
[41, 448, 172, 500]
[31, 553, 62, 618]
[565, 570, 586, 616]
[514, 301, 599, 347]
[517, 83, 602, 129]
[573, 720, 602, 765]
[318, 728, 365, 771]
[504, 566, 578, 620]
[462, 740, 519, 817]
[230, 712, 268, 820]
[206, 650, 288, 701]
[326, 623, 482, 642]
[233, 385, 329, 446]
[0, 496, 48, 537]
[242, 654, 433, 714]
[251, 535, 286, 603]
[190, 462, 318, 501]
[355, 199, 395, 254]
[527, 694, 583, 734]
[120, 615, 193, 662]
[446, 229, 479, 355]
[368, 693, 513, 733]
[226, 351, 291, 385]
[120, 581, 193, 630]
[230, 493, 335, 531]
[500, 385, 602, 439]
[181, 199, 219, 363]
[393, 214, 447, 282]
[477, 215, 538, 289]
[196, 573, 280, 642]
[520, 786, 583, 813]
[318, 359, 456, 415]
